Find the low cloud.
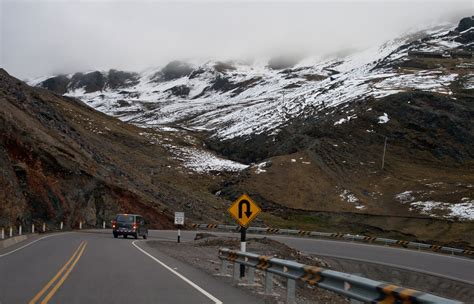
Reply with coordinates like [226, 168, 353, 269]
[1, 0, 470, 79]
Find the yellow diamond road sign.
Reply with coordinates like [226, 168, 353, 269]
[228, 193, 262, 227]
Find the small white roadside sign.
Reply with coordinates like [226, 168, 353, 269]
[174, 212, 185, 226]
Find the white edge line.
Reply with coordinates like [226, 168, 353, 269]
[0, 232, 71, 258]
[132, 240, 223, 304]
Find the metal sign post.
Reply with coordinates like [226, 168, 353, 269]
[240, 226, 247, 277]
[228, 193, 262, 278]
[174, 212, 185, 243]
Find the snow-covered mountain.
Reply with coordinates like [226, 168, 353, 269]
[33, 19, 473, 141]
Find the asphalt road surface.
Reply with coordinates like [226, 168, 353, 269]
[1, 230, 473, 303]
[0, 232, 261, 304]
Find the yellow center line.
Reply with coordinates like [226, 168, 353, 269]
[40, 241, 87, 304]
[29, 241, 85, 304]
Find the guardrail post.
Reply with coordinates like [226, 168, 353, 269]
[220, 259, 227, 275]
[247, 267, 255, 284]
[103, 221, 106, 229]
[9, 226, 13, 237]
[42, 223, 46, 232]
[32, 224, 35, 233]
[60, 221, 63, 230]
[19, 225, 22, 236]
[287, 278, 296, 304]
[79, 221, 82, 229]
[264, 271, 273, 295]
[1, 227, 4, 239]
[233, 262, 240, 282]
[348, 273, 365, 303]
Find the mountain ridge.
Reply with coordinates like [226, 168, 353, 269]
[33, 19, 472, 143]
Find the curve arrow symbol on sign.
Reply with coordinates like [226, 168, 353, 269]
[238, 200, 253, 218]
[228, 193, 261, 227]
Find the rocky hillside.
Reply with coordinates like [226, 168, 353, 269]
[0, 69, 234, 229]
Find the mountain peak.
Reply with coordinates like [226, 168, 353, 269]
[456, 16, 474, 32]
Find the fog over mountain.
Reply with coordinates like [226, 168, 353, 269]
[1, 0, 471, 79]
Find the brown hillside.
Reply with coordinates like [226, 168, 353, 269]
[0, 69, 226, 229]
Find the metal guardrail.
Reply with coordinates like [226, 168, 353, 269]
[218, 248, 462, 304]
[192, 224, 474, 257]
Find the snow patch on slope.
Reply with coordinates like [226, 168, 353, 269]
[409, 200, 474, 221]
[340, 190, 365, 210]
[395, 191, 474, 220]
[378, 113, 389, 124]
[138, 131, 248, 173]
[175, 147, 249, 173]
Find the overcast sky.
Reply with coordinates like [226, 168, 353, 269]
[1, 0, 471, 79]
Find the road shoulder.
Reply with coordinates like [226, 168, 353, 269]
[134, 238, 266, 304]
[139, 235, 348, 304]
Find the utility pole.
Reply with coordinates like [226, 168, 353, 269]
[382, 136, 388, 170]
